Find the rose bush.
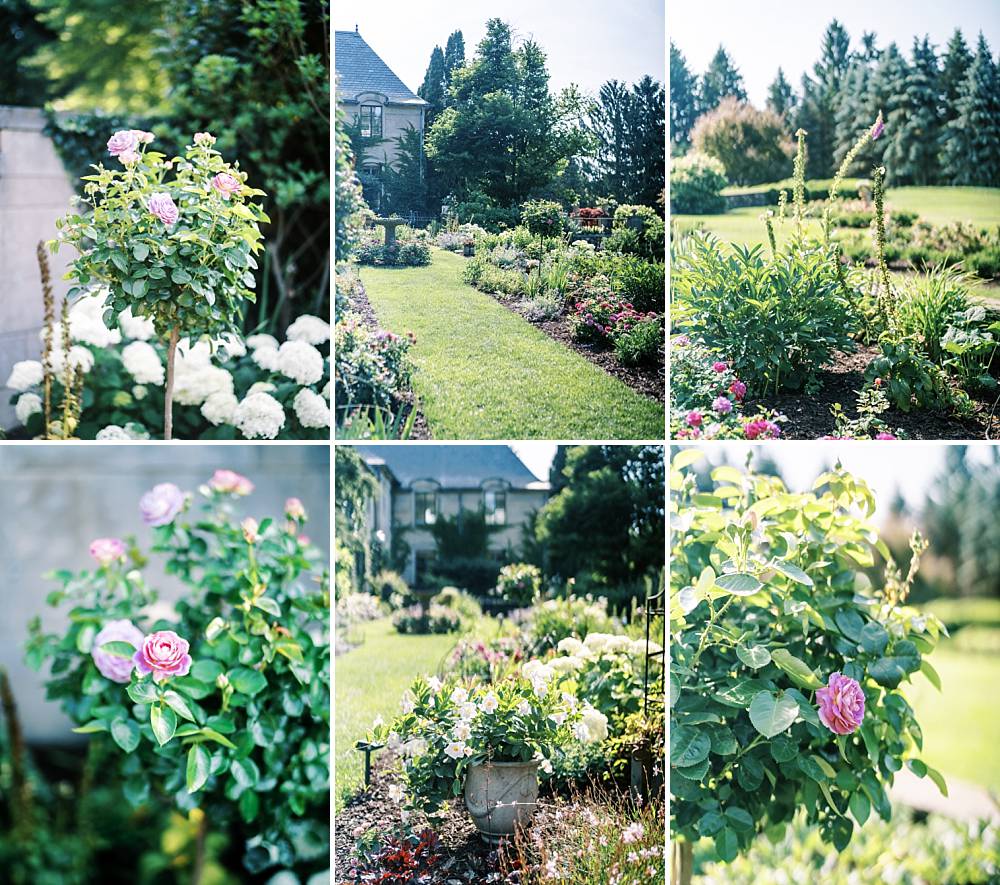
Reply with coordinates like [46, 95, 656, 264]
[25, 471, 330, 878]
[669, 450, 946, 880]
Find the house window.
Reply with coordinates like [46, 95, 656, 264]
[360, 104, 383, 139]
[414, 491, 437, 526]
[361, 162, 383, 177]
[484, 489, 507, 525]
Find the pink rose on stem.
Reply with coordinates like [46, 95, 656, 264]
[133, 630, 192, 682]
[107, 129, 138, 157]
[89, 537, 126, 567]
[209, 469, 254, 496]
[729, 380, 747, 400]
[92, 619, 145, 683]
[210, 172, 242, 199]
[147, 193, 179, 227]
[686, 410, 703, 428]
[816, 671, 865, 735]
[285, 497, 306, 520]
[712, 361, 727, 373]
[140, 483, 185, 526]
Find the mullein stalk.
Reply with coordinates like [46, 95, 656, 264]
[37, 242, 55, 436]
[872, 164, 894, 329]
[792, 129, 808, 236]
[762, 210, 777, 258]
[824, 112, 884, 244]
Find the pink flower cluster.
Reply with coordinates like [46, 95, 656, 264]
[209, 469, 254, 496]
[133, 630, 192, 682]
[816, 671, 865, 734]
[107, 129, 154, 165]
[744, 419, 782, 440]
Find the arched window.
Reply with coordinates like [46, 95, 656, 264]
[360, 104, 383, 139]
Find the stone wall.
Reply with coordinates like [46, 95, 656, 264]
[0, 106, 76, 430]
[0, 445, 330, 743]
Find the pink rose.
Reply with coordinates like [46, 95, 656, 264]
[89, 537, 126, 567]
[140, 482, 185, 526]
[92, 619, 145, 683]
[119, 150, 140, 165]
[712, 396, 733, 415]
[210, 172, 241, 199]
[147, 193, 179, 227]
[686, 410, 702, 428]
[729, 380, 747, 400]
[133, 630, 192, 682]
[209, 469, 254, 496]
[107, 129, 138, 157]
[875, 432, 896, 440]
[242, 517, 259, 544]
[712, 362, 727, 373]
[285, 497, 306, 520]
[131, 129, 155, 145]
[817, 671, 865, 735]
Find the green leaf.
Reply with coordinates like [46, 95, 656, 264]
[230, 667, 267, 696]
[925, 765, 948, 797]
[230, 756, 260, 789]
[715, 826, 738, 863]
[769, 733, 798, 763]
[100, 640, 137, 659]
[697, 810, 725, 837]
[736, 644, 771, 669]
[72, 720, 107, 734]
[239, 789, 260, 822]
[834, 610, 864, 643]
[200, 728, 237, 749]
[253, 596, 281, 617]
[849, 789, 870, 825]
[771, 560, 813, 586]
[133, 243, 149, 261]
[868, 658, 906, 689]
[710, 465, 745, 485]
[770, 648, 823, 689]
[127, 681, 158, 705]
[748, 690, 799, 738]
[163, 690, 197, 722]
[110, 718, 140, 753]
[186, 745, 211, 793]
[672, 449, 705, 470]
[725, 806, 754, 831]
[716, 573, 763, 595]
[150, 704, 177, 746]
[670, 725, 711, 768]
[860, 622, 889, 655]
[920, 660, 941, 691]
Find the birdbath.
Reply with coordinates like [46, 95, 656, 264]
[411, 585, 439, 618]
[373, 216, 407, 248]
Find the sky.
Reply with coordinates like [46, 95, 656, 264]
[334, 0, 665, 98]
[511, 443, 558, 482]
[677, 442, 997, 524]
[670, 0, 1000, 106]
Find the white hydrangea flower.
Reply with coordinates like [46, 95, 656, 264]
[556, 637, 584, 656]
[580, 705, 609, 743]
[172, 344, 234, 406]
[96, 425, 131, 440]
[121, 341, 165, 385]
[292, 387, 330, 428]
[215, 332, 247, 360]
[286, 314, 331, 345]
[15, 393, 42, 424]
[234, 391, 285, 439]
[67, 295, 121, 347]
[246, 333, 279, 351]
[251, 345, 280, 372]
[47, 344, 95, 376]
[248, 381, 276, 394]
[321, 380, 331, 400]
[277, 340, 324, 385]
[117, 308, 156, 340]
[5, 360, 44, 391]
[201, 391, 238, 426]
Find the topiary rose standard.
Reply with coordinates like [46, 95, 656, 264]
[52, 130, 268, 439]
[669, 451, 947, 885]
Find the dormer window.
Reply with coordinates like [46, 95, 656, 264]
[360, 104, 383, 139]
[482, 480, 508, 526]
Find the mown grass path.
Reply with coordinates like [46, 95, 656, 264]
[360, 249, 664, 439]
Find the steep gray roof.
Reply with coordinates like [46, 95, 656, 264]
[335, 30, 428, 105]
[357, 446, 548, 490]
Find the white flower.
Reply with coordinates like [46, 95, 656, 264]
[444, 740, 467, 760]
[46, 343, 95, 376]
[293, 387, 331, 428]
[452, 721, 471, 741]
[246, 333, 279, 351]
[556, 637, 584, 656]
[5, 360, 43, 391]
[387, 783, 405, 803]
[532, 679, 548, 699]
[286, 314, 331, 345]
[458, 701, 477, 721]
[561, 692, 578, 711]
[549, 655, 584, 673]
[549, 712, 567, 726]
[400, 691, 415, 714]
[321, 380, 331, 400]
[449, 687, 469, 705]
[172, 342, 234, 406]
[426, 676, 442, 692]
[517, 700, 531, 717]
[403, 737, 427, 758]
[251, 344, 280, 371]
[121, 341, 165, 385]
[622, 822, 644, 845]
[573, 722, 589, 741]
[67, 345, 95, 374]
[96, 423, 148, 440]
[234, 391, 285, 439]
[535, 753, 553, 775]
[215, 332, 247, 360]
[201, 391, 238, 426]
[481, 691, 499, 714]
[15, 393, 42, 424]
[523, 660, 554, 684]
[581, 705, 609, 743]
[277, 340, 324, 385]
[118, 308, 155, 340]
[67, 295, 121, 347]
[248, 381, 277, 394]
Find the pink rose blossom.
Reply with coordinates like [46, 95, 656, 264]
[140, 483, 185, 526]
[712, 361, 727, 373]
[210, 172, 241, 199]
[875, 432, 896, 440]
[241, 517, 259, 544]
[89, 537, 126, 567]
[107, 130, 138, 157]
[132, 129, 155, 145]
[119, 150, 140, 165]
[133, 630, 192, 682]
[816, 671, 865, 734]
[92, 619, 145, 683]
[686, 410, 703, 428]
[729, 380, 747, 400]
[209, 469, 254, 496]
[712, 396, 733, 415]
[147, 193, 179, 227]
[285, 497, 306, 520]
[744, 419, 781, 440]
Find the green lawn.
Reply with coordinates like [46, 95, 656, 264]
[334, 618, 464, 808]
[360, 249, 664, 439]
[904, 648, 1000, 791]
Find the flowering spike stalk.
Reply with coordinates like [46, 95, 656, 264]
[824, 112, 883, 243]
[792, 129, 808, 235]
[872, 164, 894, 328]
[37, 241, 55, 436]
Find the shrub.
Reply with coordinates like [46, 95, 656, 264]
[608, 205, 665, 262]
[672, 234, 855, 394]
[392, 603, 462, 635]
[521, 199, 566, 238]
[453, 197, 521, 232]
[671, 453, 946, 869]
[493, 563, 543, 606]
[525, 595, 617, 656]
[435, 586, 483, 622]
[371, 570, 410, 606]
[600, 254, 665, 313]
[397, 241, 431, 266]
[894, 265, 973, 364]
[334, 316, 414, 414]
[691, 98, 794, 186]
[614, 316, 663, 366]
[670, 152, 729, 214]
[864, 339, 954, 412]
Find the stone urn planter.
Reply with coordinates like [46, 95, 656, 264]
[464, 760, 539, 843]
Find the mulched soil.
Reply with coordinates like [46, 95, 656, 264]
[749, 343, 1000, 440]
[483, 291, 665, 404]
[343, 275, 432, 440]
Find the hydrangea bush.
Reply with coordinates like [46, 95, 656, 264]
[669, 450, 946, 879]
[25, 471, 330, 877]
[51, 130, 269, 438]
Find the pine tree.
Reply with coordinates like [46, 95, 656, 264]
[888, 37, 940, 185]
[443, 30, 465, 85]
[766, 68, 796, 118]
[941, 33, 1000, 186]
[418, 45, 446, 126]
[670, 42, 698, 147]
[797, 19, 852, 177]
[940, 29, 973, 120]
[866, 43, 909, 171]
[832, 60, 872, 175]
[699, 46, 746, 114]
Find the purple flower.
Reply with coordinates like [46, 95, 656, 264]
[875, 432, 896, 440]
[107, 130, 138, 158]
[139, 483, 184, 526]
[92, 620, 145, 683]
[147, 193, 179, 227]
[712, 396, 733, 415]
[210, 172, 241, 199]
[817, 672, 865, 735]
[133, 630, 192, 682]
[871, 117, 885, 141]
[673, 335, 690, 347]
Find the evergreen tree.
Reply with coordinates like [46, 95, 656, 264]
[382, 125, 427, 215]
[940, 29, 973, 121]
[699, 46, 746, 113]
[865, 43, 909, 170]
[887, 37, 940, 185]
[629, 75, 666, 205]
[766, 67, 797, 118]
[941, 33, 1000, 186]
[670, 42, 698, 147]
[418, 45, 446, 126]
[796, 19, 852, 177]
[832, 59, 875, 176]
[443, 30, 465, 85]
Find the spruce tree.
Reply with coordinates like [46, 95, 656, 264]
[867, 43, 909, 172]
[418, 45, 446, 126]
[699, 46, 746, 114]
[798, 19, 852, 177]
[941, 33, 1000, 186]
[940, 28, 973, 115]
[832, 60, 873, 176]
[670, 42, 698, 147]
[766, 68, 797, 118]
[443, 30, 465, 85]
[888, 37, 940, 185]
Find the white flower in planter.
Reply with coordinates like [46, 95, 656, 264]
[444, 740, 468, 760]
[5, 360, 44, 391]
